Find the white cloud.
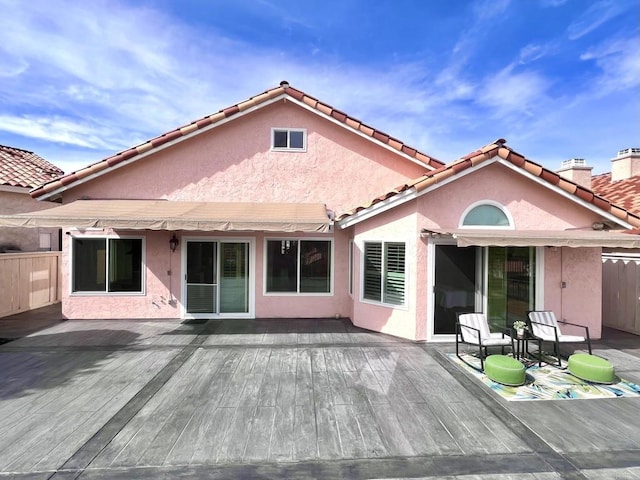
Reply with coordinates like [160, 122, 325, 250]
[518, 42, 558, 64]
[580, 38, 640, 93]
[539, 0, 568, 7]
[567, 0, 629, 40]
[476, 64, 551, 119]
[0, 115, 118, 150]
[471, 0, 511, 22]
[0, 53, 28, 77]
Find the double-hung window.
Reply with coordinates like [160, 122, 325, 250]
[266, 239, 331, 293]
[271, 128, 306, 151]
[72, 237, 143, 293]
[363, 241, 406, 306]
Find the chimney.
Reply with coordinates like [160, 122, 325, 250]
[611, 148, 640, 181]
[557, 158, 593, 188]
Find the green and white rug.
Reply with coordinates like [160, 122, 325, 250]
[450, 353, 640, 401]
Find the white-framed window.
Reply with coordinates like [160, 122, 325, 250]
[459, 200, 514, 229]
[363, 241, 406, 306]
[348, 239, 355, 296]
[71, 236, 144, 294]
[265, 238, 332, 294]
[271, 128, 306, 151]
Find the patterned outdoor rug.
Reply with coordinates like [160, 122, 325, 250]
[450, 353, 640, 401]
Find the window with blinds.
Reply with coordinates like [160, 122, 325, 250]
[384, 242, 405, 305]
[363, 241, 405, 306]
[363, 243, 382, 301]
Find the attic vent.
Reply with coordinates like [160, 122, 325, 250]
[561, 158, 586, 168]
[618, 148, 640, 157]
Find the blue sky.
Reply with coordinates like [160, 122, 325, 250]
[0, 0, 638, 175]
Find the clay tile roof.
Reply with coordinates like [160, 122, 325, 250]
[336, 140, 640, 229]
[0, 145, 64, 189]
[591, 173, 640, 216]
[31, 82, 444, 199]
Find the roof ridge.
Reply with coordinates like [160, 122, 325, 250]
[31, 82, 443, 199]
[0, 144, 34, 154]
[336, 140, 640, 229]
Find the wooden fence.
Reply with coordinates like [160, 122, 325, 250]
[0, 252, 61, 318]
[602, 254, 640, 335]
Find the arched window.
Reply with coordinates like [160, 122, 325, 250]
[460, 202, 513, 228]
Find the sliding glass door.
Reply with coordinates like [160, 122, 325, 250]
[486, 247, 535, 332]
[433, 245, 480, 335]
[432, 244, 536, 336]
[185, 239, 250, 316]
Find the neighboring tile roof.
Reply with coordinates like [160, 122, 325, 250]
[31, 81, 444, 199]
[336, 139, 640, 228]
[0, 145, 64, 189]
[591, 173, 640, 216]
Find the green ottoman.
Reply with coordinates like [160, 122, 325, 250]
[484, 355, 526, 386]
[568, 353, 615, 384]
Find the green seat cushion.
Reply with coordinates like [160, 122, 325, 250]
[484, 354, 525, 386]
[568, 353, 615, 384]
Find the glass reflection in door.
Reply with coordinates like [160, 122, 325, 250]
[186, 241, 217, 314]
[433, 245, 478, 334]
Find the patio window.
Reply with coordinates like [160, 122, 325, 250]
[271, 128, 306, 151]
[72, 237, 143, 293]
[265, 239, 331, 293]
[363, 241, 406, 306]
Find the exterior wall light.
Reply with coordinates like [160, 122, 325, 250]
[169, 233, 179, 252]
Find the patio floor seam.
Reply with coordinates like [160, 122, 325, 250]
[47, 320, 220, 479]
[50, 453, 556, 480]
[0, 340, 417, 353]
[428, 347, 589, 480]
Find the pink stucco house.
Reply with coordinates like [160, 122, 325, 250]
[2, 82, 640, 341]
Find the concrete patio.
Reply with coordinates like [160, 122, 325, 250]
[0, 305, 639, 479]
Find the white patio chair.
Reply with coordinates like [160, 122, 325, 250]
[456, 313, 513, 370]
[527, 310, 592, 367]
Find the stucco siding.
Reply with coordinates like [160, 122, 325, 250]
[0, 191, 60, 252]
[544, 247, 602, 339]
[64, 101, 426, 215]
[351, 202, 420, 340]
[419, 163, 602, 230]
[61, 230, 181, 319]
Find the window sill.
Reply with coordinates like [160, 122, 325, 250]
[270, 147, 308, 153]
[70, 292, 146, 297]
[359, 298, 407, 310]
[263, 292, 333, 297]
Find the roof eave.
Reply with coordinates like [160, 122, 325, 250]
[337, 188, 419, 229]
[285, 96, 438, 171]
